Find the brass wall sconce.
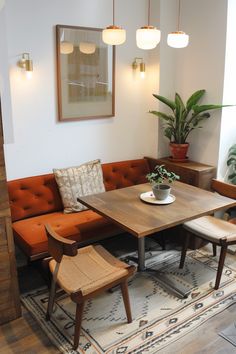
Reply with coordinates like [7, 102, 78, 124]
[132, 57, 145, 79]
[18, 53, 33, 78]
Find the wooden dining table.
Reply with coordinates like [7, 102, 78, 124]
[78, 181, 236, 271]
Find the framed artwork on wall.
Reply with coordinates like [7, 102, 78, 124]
[56, 24, 115, 121]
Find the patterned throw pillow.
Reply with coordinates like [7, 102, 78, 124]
[53, 159, 105, 213]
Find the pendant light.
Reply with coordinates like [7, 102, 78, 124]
[136, 0, 161, 50]
[60, 30, 74, 54]
[167, 0, 189, 48]
[79, 42, 96, 54]
[102, 0, 126, 45]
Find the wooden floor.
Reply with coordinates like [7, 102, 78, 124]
[1, 243, 236, 353]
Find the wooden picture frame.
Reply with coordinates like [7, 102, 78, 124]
[56, 25, 115, 121]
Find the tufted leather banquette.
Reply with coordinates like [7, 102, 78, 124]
[8, 158, 151, 261]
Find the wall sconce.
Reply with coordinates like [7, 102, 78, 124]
[132, 57, 146, 79]
[18, 53, 33, 79]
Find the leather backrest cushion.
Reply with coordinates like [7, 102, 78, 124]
[8, 159, 150, 221]
[102, 159, 150, 191]
[8, 174, 63, 221]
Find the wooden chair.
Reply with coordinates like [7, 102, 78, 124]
[45, 224, 136, 350]
[179, 179, 236, 290]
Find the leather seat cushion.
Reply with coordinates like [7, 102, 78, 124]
[184, 215, 236, 243]
[13, 210, 122, 258]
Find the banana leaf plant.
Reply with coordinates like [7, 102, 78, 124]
[149, 89, 231, 144]
[227, 144, 236, 184]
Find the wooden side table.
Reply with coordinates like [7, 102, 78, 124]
[146, 156, 216, 190]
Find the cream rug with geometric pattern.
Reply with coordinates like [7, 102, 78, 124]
[21, 249, 236, 354]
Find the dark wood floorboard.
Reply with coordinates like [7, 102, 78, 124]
[0, 308, 59, 354]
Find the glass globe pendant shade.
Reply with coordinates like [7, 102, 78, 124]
[102, 25, 126, 45]
[136, 26, 161, 50]
[60, 41, 74, 54]
[167, 31, 189, 48]
[79, 42, 96, 54]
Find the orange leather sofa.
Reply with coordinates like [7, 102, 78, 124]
[8, 158, 151, 261]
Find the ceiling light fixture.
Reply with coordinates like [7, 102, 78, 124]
[167, 0, 189, 48]
[102, 0, 126, 45]
[136, 0, 161, 50]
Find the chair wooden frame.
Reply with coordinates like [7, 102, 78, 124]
[179, 179, 236, 290]
[45, 224, 136, 350]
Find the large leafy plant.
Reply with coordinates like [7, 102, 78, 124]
[149, 89, 229, 144]
[227, 144, 236, 184]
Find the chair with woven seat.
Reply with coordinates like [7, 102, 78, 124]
[45, 224, 136, 350]
[179, 179, 236, 290]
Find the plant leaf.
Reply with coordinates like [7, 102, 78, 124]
[192, 104, 231, 114]
[152, 94, 176, 111]
[186, 89, 205, 111]
[149, 111, 174, 122]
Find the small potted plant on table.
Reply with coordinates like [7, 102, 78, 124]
[146, 165, 180, 200]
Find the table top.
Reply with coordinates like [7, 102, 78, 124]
[78, 182, 236, 238]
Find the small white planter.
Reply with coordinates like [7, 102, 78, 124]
[152, 184, 171, 200]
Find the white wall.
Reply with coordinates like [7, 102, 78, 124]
[174, 0, 228, 166]
[1, 0, 158, 180]
[155, 0, 228, 167]
[218, 0, 236, 180]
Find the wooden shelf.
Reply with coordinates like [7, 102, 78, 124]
[146, 156, 216, 190]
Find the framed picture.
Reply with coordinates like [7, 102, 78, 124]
[56, 25, 115, 121]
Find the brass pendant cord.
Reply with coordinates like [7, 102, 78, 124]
[148, 0, 150, 26]
[113, 0, 115, 25]
[177, 0, 180, 31]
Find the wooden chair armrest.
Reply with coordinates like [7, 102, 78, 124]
[211, 179, 236, 199]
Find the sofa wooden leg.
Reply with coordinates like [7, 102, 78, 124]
[212, 244, 217, 257]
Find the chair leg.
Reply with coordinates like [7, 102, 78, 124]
[120, 280, 132, 323]
[73, 302, 85, 350]
[212, 244, 217, 257]
[179, 232, 190, 269]
[46, 277, 57, 321]
[214, 245, 228, 290]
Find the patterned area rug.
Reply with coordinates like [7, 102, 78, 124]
[21, 249, 236, 354]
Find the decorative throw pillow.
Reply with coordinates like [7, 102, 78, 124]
[53, 159, 105, 213]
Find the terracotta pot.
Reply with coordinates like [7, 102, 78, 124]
[169, 143, 189, 160]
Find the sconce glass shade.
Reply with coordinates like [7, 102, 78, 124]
[79, 42, 96, 54]
[102, 25, 126, 45]
[60, 41, 74, 54]
[136, 26, 161, 50]
[167, 31, 189, 48]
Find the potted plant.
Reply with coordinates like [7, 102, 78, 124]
[146, 164, 180, 200]
[149, 89, 231, 160]
[226, 144, 236, 184]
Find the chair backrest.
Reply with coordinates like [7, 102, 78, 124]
[211, 179, 236, 199]
[45, 224, 78, 263]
